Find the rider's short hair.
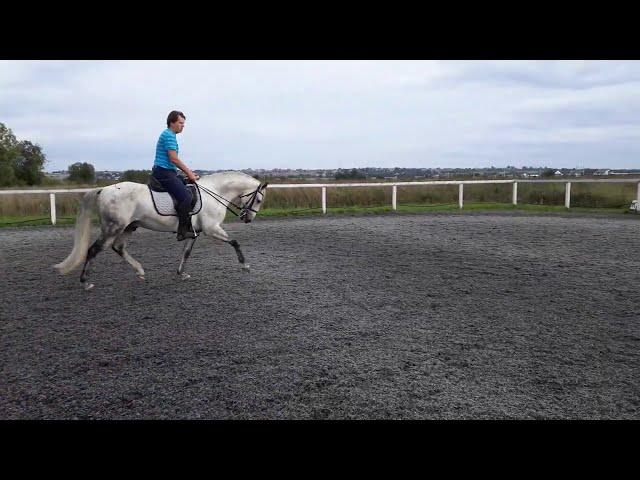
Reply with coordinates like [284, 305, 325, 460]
[167, 110, 186, 127]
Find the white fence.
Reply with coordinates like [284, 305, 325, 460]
[270, 179, 640, 214]
[1, 180, 640, 225]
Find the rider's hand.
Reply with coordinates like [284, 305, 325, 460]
[187, 171, 200, 183]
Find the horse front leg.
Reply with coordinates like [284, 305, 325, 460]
[203, 224, 250, 272]
[177, 236, 198, 279]
[228, 239, 249, 271]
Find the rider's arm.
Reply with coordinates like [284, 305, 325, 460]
[168, 150, 198, 181]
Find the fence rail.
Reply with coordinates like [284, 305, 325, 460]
[2, 179, 640, 225]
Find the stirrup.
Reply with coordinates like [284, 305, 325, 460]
[177, 231, 197, 241]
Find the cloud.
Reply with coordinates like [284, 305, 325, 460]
[1, 60, 639, 171]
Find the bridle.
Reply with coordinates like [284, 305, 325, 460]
[237, 184, 266, 221]
[195, 181, 267, 220]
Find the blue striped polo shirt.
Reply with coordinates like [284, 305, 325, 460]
[154, 128, 179, 170]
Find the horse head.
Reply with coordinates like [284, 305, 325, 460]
[239, 182, 268, 223]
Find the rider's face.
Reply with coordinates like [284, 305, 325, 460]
[170, 116, 185, 134]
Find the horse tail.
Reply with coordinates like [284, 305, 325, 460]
[53, 188, 102, 275]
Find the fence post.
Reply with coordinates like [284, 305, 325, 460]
[49, 193, 56, 225]
[322, 187, 327, 214]
[565, 182, 571, 209]
[637, 182, 640, 202]
[512, 181, 518, 205]
[392, 185, 397, 210]
[459, 184, 464, 209]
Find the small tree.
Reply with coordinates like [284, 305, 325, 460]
[0, 123, 49, 186]
[68, 162, 96, 183]
[120, 170, 151, 183]
[335, 168, 366, 180]
[0, 162, 16, 187]
[14, 141, 46, 185]
[0, 122, 18, 153]
[0, 123, 19, 186]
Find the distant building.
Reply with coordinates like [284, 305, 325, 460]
[45, 171, 69, 180]
[95, 171, 121, 180]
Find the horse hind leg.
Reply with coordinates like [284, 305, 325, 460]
[112, 223, 145, 280]
[80, 225, 123, 290]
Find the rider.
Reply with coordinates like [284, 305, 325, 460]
[152, 110, 200, 241]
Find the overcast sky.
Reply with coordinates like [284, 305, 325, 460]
[1, 60, 639, 172]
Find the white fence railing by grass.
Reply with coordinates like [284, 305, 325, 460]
[0, 188, 94, 225]
[270, 179, 640, 214]
[1, 180, 639, 225]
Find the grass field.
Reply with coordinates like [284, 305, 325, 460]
[1, 181, 638, 227]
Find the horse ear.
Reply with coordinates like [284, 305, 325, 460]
[261, 183, 268, 189]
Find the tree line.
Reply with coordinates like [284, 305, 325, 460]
[1, 122, 154, 187]
[0, 122, 48, 187]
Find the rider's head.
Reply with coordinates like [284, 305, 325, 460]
[167, 110, 186, 134]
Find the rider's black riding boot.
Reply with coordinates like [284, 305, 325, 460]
[176, 202, 196, 241]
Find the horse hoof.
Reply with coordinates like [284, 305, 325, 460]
[179, 273, 191, 280]
[84, 283, 95, 291]
[241, 264, 250, 273]
[137, 275, 145, 282]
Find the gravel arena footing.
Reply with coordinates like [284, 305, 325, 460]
[1, 211, 640, 419]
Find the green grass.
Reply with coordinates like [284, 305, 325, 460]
[2, 203, 636, 228]
[0, 215, 76, 227]
[0, 215, 97, 228]
[254, 202, 634, 218]
[400, 202, 630, 215]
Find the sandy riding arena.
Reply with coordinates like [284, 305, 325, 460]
[1, 212, 639, 419]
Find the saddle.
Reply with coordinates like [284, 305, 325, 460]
[148, 175, 202, 217]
